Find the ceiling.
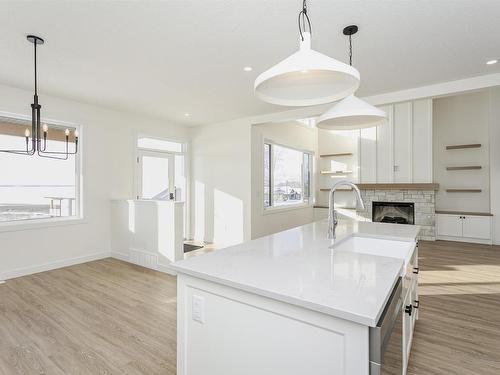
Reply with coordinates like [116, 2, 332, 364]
[1, 1, 499, 127]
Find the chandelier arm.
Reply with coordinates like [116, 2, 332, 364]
[38, 138, 78, 156]
[0, 130, 35, 154]
[37, 151, 69, 160]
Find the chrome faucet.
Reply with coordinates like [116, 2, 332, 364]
[328, 180, 366, 239]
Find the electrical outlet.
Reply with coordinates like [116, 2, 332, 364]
[192, 295, 205, 323]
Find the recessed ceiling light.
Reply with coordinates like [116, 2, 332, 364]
[184, 113, 191, 117]
[243, 66, 253, 72]
[486, 59, 498, 65]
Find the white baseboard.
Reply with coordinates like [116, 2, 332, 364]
[0, 251, 110, 281]
[437, 235, 492, 245]
[110, 251, 177, 276]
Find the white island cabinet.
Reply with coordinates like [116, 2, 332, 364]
[173, 220, 419, 375]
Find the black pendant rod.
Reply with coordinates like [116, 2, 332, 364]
[343, 25, 358, 67]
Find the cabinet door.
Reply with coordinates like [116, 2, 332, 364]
[403, 289, 414, 368]
[462, 216, 491, 239]
[412, 99, 433, 182]
[359, 127, 377, 183]
[376, 105, 394, 182]
[394, 102, 412, 182]
[436, 214, 462, 237]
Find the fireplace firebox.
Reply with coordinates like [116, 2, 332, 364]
[372, 202, 415, 225]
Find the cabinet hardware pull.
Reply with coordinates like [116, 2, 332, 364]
[405, 305, 413, 316]
[413, 267, 419, 274]
[414, 300, 420, 309]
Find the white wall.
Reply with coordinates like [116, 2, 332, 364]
[0, 83, 189, 280]
[251, 121, 317, 239]
[433, 91, 490, 213]
[190, 107, 325, 246]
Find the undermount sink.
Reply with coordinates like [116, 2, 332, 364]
[332, 235, 416, 268]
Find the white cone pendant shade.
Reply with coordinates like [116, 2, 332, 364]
[317, 95, 387, 130]
[254, 33, 360, 107]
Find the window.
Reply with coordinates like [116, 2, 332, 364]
[0, 117, 80, 223]
[264, 142, 312, 209]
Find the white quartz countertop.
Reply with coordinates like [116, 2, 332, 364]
[172, 220, 419, 327]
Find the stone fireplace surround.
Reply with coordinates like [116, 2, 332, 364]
[356, 188, 436, 241]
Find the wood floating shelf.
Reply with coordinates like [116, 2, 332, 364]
[319, 153, 353, 158]
[435, 210, 493, 217]
[446, 143, 481, 150]
[446, 189, 482, 193]
[356, 183, 439, 191]
[319, 188, 353, 192]
[446, 166, 482, 171]
[320, 170, 352, 175]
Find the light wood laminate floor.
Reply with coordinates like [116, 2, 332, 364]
[0, 240, 499, 374]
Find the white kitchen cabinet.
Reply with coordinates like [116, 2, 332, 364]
[412, 99, 433, 182]
[436, 213, 492, 244]
[376, 105, 394, 183]
[355, 99, 432, 184]
[394, 102, 412, 183]
[359, 126, 377, 183]
[436, 214, 462, 237]
[402, 244, 419, 374]
[462, 215, 492, 240]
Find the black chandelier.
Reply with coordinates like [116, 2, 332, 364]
[0, 35, 78, 159]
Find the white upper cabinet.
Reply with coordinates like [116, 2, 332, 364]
[376, 105, 394, 182]
[394, 102, 413, 182]
[412, 99, 433, 182]
[356, 99, 433, 183]
[359, 127, 377, 183]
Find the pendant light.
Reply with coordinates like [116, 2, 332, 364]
[317, 25, 386, 130]
[254, 1, 360, 107]
[0, 35, 78, 159]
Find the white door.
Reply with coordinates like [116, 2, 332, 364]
[436, 214, 462, 237]
[137, 150, 175, 200]
[462, 216, 491, 240]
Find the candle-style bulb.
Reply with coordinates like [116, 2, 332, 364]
[24, 128, 30, 138]
[42, 123, 48, 133]
[74, 129, 79, 138]
[65, 128, 70, 136]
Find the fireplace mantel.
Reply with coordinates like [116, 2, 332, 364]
[356, 183, 439, 191]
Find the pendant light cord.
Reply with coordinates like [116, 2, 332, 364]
[298, 0, 312, 41]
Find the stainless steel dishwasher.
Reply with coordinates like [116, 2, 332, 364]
[369, 277, 403, 375]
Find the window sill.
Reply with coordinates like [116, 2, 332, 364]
[263, 202, 313, 215]
[0, 216, 85, 233]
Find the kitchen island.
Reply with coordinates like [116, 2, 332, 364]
[172, 219, 420, 375]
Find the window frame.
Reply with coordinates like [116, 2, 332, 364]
[0, 112, 84, 232]
[262, 139, 314, 214]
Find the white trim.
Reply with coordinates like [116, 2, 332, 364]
[263, 202, 312, 215]
[363, 73, 500, 106]
[436, 235, 492, 245]
[110, 251, 177, 276]
[0, 216, 86, 233]
[0, 251, 109, 281]
[408, 102, 414, 181]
